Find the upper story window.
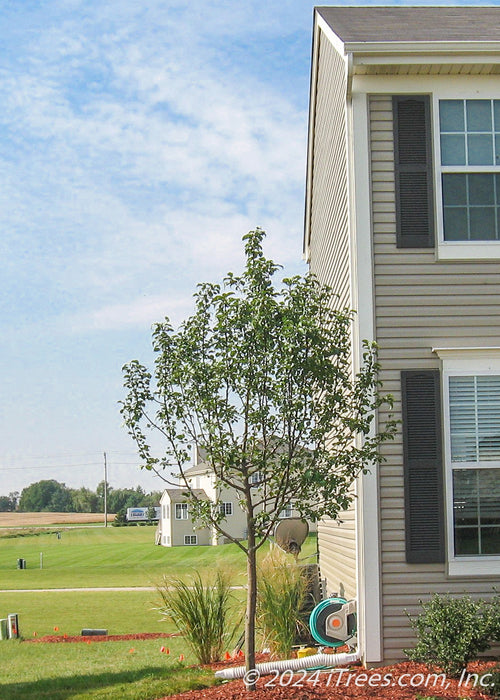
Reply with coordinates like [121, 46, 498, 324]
[439, 99, 500, 243]
[279, 503, 294, 519]
[219, 502, 233, 516]
[249, 472, 262, 486]
[175, 503, 188, 520]
[392, 94, 500, 259]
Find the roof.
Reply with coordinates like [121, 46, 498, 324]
[182, 463, 211, 477]
[162, 488, 208, 503]
[316, 6, 500, 45]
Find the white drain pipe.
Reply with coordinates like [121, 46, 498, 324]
[214, 650, 360, 680]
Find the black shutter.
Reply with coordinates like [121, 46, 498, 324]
[393, 96, 435, 248]
[401, 370, 445, 564]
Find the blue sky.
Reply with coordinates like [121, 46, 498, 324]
[1, 0, 497, 497]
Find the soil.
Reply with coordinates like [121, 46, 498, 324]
[163, 659, 498, 700]
[24, 632, 180, 643]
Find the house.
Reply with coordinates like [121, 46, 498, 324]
[157, 446, 313, 547]
[158, 488, 212, 547]
[304, 6, 500, 666]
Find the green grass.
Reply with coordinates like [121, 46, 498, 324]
[0, 526, 317, 590]
[0, 638, 217, 700]
[0, 527, 317, 698]
[0, 526, 249, 589]
[0, 590, 172, 638]
[0, 590, 227, 699]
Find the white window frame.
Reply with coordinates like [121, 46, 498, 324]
[249, 472, 262, 485]
[175, 503, 188, 520]
[279, 503, 294, 519]
[219, 502, 233, 516]
[436, 348, 500, 576]
[184, 534, 197, 545]
[433, 89, 500, 261]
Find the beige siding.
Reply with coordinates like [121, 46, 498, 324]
[370, 94, 500, 662]
[308, 29, 357, 601]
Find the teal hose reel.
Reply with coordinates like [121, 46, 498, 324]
[308, 597, 357, 648]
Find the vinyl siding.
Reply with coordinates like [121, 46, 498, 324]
[370, 94, 500, 661]
[308, 29, 356, 601]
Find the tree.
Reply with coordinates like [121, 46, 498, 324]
[71, 487, 100, 513]
[19, 480, 74, 512]
[121, 228, 396, 681]
[0, 492, 18, 512]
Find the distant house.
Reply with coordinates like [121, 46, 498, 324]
[304, 6, 500, 666]
[156, 446, 314, 547]
[157, 488, 211, 547]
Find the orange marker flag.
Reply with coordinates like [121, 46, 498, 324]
[179, 654, 185, 661]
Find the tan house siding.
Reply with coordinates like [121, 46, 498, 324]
[308, 28, 356, 602]
[370, 93, 500, 661]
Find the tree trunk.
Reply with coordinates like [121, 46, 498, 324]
[245, 519, 258, 691]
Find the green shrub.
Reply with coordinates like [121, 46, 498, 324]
[156, 570, 240, 664]
[404, 592, 500, 677]
[481, 665, 500, 698]
[257, 548, 310, 659]
[112, 509, 127, 527]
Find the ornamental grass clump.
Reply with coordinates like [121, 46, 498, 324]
[156, 570, 240, 665]
[257, 548, 310, 659]
[404, 592, 500, 678]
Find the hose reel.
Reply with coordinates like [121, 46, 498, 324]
[308, 596, 357, 648]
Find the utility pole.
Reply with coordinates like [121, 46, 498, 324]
[104, 451, 108, 528]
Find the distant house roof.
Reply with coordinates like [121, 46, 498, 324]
[162, 488, 208, 503]
[316, 7, 500, 45]
[182, 463, 211, 477]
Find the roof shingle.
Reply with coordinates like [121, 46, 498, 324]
[317, 6, 500, 44]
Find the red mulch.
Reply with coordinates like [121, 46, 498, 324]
[24, 632, 180, 643]
[161, 659, 498, 700]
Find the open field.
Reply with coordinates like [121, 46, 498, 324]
[0, 526, 257, 589]
[0, 525, 318, 590]
[0, 512, 115, 528]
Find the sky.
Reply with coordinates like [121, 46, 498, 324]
[1, 0, 497, 498]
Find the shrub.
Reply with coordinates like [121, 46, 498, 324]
[257, 548, 311, 659]
[481, 665, 500, 697]
[156, 570, 240, 664]
[112, 509, 127, 527]
[404, 592, 500, 677]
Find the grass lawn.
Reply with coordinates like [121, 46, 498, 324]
[0, 526, 250, 589]
[0, 526, 317, 698]
[0, 638, 217, 700]
[0, 526, 317, 590]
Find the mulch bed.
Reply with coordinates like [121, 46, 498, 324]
[24, 632, 180, 643]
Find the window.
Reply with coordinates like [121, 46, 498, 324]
[448, 375, 500, 557]
[175, 503, 188, 520]
[437, 99, 500, 254]
[438, 350, 500, 575]
[279, 504, 293, 519]
[219, 502, 233, 516]
[184, 535, 197, 545]
[249, 472, 262, 485]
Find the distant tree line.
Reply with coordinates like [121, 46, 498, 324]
[0, 480, 161, 513]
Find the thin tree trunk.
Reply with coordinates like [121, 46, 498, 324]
[245, 518, 258, 691]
